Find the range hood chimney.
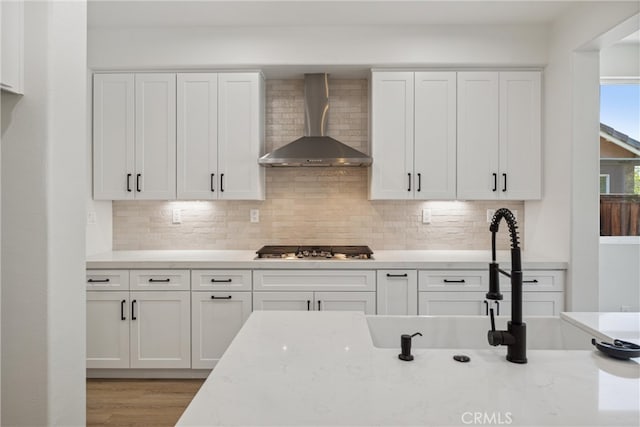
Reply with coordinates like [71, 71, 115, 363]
[258, 74, 372, 167]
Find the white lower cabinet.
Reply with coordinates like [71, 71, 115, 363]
[191, 291, 252, 369]
[87, 291, 130, 369]
[377, 270, 418, 315]
[253, 291, 375, 314]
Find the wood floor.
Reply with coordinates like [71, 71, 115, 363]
[87, 379, 204, 427]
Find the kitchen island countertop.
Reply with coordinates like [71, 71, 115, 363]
[561, 312, 640, 345]
[86, 249, 567, 270]
[177, 311, 639, 426]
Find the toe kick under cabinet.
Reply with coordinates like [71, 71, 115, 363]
[417, 270, 565, 316]
[252, 270, 376, 314]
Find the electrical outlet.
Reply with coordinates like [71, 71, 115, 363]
[487, 209, 496, 223]
[250, 209, 260, 223]
[422, 208, 431, 224]
[172, 209, 182, 224]
[87, 211, 97, 225]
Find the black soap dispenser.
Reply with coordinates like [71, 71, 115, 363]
[398, 332, 422, 361]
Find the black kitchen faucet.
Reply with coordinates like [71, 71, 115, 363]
[486, 208, 527, 364]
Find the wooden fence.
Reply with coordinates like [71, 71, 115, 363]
[600, 195, 640, 236]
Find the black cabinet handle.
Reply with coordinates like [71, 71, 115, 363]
[210, 173, 215, 192]
[484, 300, 489, 316]
[523, 279, 539, 284]
[211, 278, 232, 283]
[307, 300, 311, 311]
[407, 173, 411, 192]
[220, 173, 224, 192]
[443, 279, 466, 283]
[317, 300, 322, 311]
[127, 173, 132, 192]
[502, 173, 507, 192]
[121, 300, 126, 320]
[211, 295, 232, 300]
[492, 173, 497, 192]
[136, 174, 141, 192]
[387, 273, 408, 278]
[88, 278, 110, 283]
[417, 173, 421, 192]
[148, 278, 170, 283]
[495, 300, 500, 316]
[131, 300, 137, 320]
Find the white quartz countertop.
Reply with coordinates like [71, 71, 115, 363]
[177, 311, 639, 426]
[561, 312, 640, 345]
[86, 250, 567, 270]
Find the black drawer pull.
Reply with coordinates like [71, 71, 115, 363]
[210, 173, 215, 192]
[417, 173, 421, 192]
[407, 173, 411, 192]
[492, 173, 497, 192]
[307, 300, 311, 311]
[126, 173, 132, 192]
[88, 278, 110, 283]
[495, 300, 500, 316]
[211, 295, 232, 300]
[211, 278, 232, 283]
[387, 273, 408, 278]
[523, 279, 539, 284]
[220, 173, 225, 192]
[317, 300, 322, 311]
[502, 173, 507, 192]
[484, 300, 489, 316]
[443, 279, 466, 283]
[121, 299, 126, 320]
[131, 300, 137, 320]
[148, 278, 171, 283]
[136, 174, 141, 192]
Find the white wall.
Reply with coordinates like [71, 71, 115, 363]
[527, 3, 639, 311]
[1, 1, 87, 425]
[599, 237, 640, 312]
[600, 43, 640, 78]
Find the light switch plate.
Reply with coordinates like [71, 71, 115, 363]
[87, 211, 97, 225]
[250, 209, 260, 223]
[422, 209, 431, 224]
[172, 209, 182, 224]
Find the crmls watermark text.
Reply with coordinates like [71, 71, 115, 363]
[461, 411, 513, 425]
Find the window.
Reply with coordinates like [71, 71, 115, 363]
[600, 174, 611, 194]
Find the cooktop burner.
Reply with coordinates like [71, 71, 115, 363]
[256, 245, 373, 260]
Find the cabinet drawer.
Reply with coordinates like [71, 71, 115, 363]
[253, 270, 375, 291]
[130, 270, 190, 291]
[418, 270, 488, 291]
[86, 270, 129, 291]
[500, 270, 564, 292]
[191, 270, 252, 291]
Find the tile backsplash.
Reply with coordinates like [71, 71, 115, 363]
[113, 79, 524, 251]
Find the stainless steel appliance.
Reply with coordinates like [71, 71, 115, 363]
[256, 245, 373, 260]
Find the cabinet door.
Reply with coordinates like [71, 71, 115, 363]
[376, 270, 417, 315]
[130, 270, 190, 291]
[191, 292, 252, 369]
[457, 72, 500, 200]
[135, 74, 177, 200]
[87, 291, 130, 369]
[217, 73, 265, 200]
[370, 72, 414, 200]
[191, 270, 252, 291]
[522, 293, 564, 316]
[177, 73, 219, 200]
[315, 292, 376, 314]
[0, 0, 23, 94]
[414, 72, 457, 200]
[252, 291, 314, 311]
[129, 291, 190, 369]
[93, 74, 135, 200]
[499, 71, 541, 200]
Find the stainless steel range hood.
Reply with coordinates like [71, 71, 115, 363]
[259, 74, 372, 167]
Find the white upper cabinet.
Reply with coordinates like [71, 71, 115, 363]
[177, 73, 219, 199]
[370, 71, 456, 200]
[414, 72, 457, 199]
[93, 73, 176, 200]
[93, 74, 136, 200]
[217, 73, 265, 200]
[1, 0, 24, 94]
[457, 71, 541, 200]
[370, 72, 414, 200]
[135, 74, 177, 200]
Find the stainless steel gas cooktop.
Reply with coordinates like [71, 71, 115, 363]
[256, 245, 373, 260]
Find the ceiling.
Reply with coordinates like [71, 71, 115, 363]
[88, 0, 584, 28]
